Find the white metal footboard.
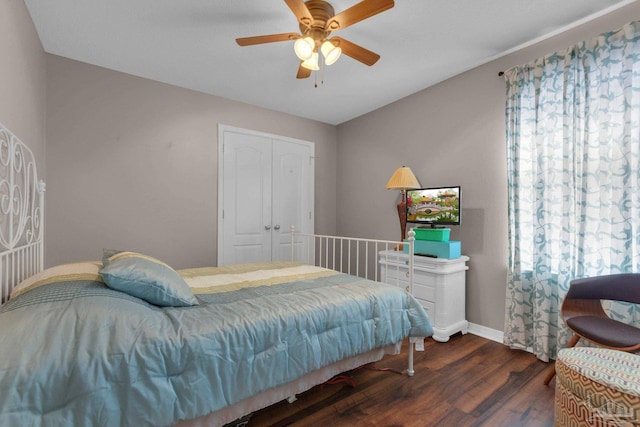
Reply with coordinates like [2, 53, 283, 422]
[290, 227, 421, 376]
[0, 122, 45, 304]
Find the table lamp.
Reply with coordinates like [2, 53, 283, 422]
[385, 166, 421, 242]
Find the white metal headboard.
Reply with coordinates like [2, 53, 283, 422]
[0, 122, 45, 304]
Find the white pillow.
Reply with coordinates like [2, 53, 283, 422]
[10, 261, 104, 300]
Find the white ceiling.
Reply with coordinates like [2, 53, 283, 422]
[24, 0, 636, 125]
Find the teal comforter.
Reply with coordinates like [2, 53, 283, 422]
[0, 267, 432, 427]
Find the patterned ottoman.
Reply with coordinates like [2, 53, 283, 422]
[555, 347, 640, 426]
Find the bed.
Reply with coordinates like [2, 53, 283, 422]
[0, 122, 432, 427]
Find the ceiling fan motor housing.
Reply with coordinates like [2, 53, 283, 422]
[299, 0, 336, 47]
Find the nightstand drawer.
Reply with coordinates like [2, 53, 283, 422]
[379, 266, 410, 288]
[413, 283, 435, 302]
[420, 300, 435, 319]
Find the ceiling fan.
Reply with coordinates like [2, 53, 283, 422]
[236, 0, 395, 79]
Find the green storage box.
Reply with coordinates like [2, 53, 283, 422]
[412, 227, 451, 242]
[403, 239, 461, 259]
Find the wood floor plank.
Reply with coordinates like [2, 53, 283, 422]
[247, 334, 556, 427]
[472, 353, 555, 427]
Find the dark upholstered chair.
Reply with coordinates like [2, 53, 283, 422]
[544, 273, 640, 385]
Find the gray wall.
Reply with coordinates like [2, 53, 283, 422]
[336, 2, 640, 332]
[45, 56, 337, 269]
[0, 0, 46, 170]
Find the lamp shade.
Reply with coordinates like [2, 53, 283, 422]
[385, 166, 420, 190]
[321, 40, 341, 66]
[301, 52, 319, 70]
[294, 37, 315, 60]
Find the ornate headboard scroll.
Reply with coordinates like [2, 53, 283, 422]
[0, 122, 45, 304]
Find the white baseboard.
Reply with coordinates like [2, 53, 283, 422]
[467, 322, 504, 343]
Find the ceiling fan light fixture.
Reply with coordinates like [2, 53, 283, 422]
[237, 0, 395, 81]
[321, 40, 341, 65]
[301, 52, 319, 70]
[294, 36, 315, 60]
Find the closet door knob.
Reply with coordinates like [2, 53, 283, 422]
[274, 224, 281, 230]
[265, 225, 271, 230]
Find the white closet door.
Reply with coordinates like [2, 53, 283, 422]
[218, 125, 314, 266]
[271, 140, 314, 261]
[220, 130, 272, 266]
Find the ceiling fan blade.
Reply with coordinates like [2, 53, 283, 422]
[297, 63, 312, 79]
[326, 0, 394, 31]
[236, 33, 299, 46]
[332, 37, 380, 66]
[284, 0, 313, 27]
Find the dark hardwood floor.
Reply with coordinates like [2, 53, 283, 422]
[247, 333, 556, 427]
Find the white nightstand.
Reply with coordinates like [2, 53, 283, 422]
[379, 250, 469, 342]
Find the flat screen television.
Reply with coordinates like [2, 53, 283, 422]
[406, 186, 461, 227]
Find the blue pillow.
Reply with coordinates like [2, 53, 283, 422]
[100, 251, 199, 307]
